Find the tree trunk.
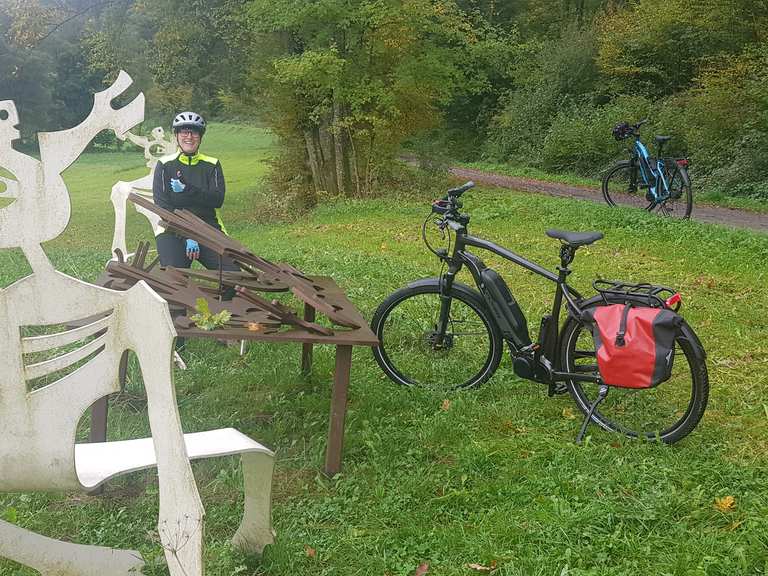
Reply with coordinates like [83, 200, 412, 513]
[346, 126, 361, 197]
[304, 129, 324, 194]
[318, 116, 337, 195]
[332, 97, 347, 196]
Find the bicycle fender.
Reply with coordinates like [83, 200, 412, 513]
[405, 277, 483, 302]
[678, 166, 691, 188]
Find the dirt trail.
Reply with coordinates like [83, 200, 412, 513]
[449, 166, 768, 235]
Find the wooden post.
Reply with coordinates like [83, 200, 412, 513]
[301, 303, 315, 377]
[324, 345, 352, 477]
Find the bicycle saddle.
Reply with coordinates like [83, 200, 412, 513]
[546, 229, 604, 247]
[655, 135, 672, 144]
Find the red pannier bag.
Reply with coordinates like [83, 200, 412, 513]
[581, 303, 682, 389]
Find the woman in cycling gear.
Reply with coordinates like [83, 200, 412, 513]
[153, 111, 239, 273]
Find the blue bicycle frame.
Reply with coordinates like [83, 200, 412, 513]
[634, 139, 671, 203]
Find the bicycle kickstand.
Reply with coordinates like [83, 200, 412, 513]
[575, 384, 609, 444]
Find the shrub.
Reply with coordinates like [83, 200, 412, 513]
[539, 95, 655, 176]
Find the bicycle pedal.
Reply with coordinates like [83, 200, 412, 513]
[548, 381, 568, 396]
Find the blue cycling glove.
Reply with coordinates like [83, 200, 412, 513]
[170, 178, 186, 193]
[185, 239, 200, 260]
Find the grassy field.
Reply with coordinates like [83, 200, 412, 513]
[1, 124, 768, 575]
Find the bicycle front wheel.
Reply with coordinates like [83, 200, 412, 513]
[602, 160, 653, 211]
[371, 282, 503, 391]
[653, 164, 692, 219]
[560, 301, 709, 443]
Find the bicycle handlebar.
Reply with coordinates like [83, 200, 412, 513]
[430, 181, 474, 234]
[432, 181, 474, 215]
[446, 181, 475, 197]
[612, 119, 649, 141]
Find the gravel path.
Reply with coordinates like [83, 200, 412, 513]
[449, 166, 768, 235]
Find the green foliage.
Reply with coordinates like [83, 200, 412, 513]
[3, 0, 768, 207]
[486, 24, 601, 164]
[596, 0, 765, 97]
[539, 95, 654, 174]
[244, 0, 478, 199]
[190, 297, 232, 331]
[480, 0, 768, 202]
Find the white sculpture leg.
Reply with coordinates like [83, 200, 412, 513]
[111, 180, 134, 257]
[232, 451, 276, 553]
[122, 284, 205, 576]
[0, 520, 145, 576]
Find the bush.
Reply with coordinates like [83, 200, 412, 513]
[539, 95, 655, 176]
[697, 130, 768, 200]
[485, 25, 600, 165]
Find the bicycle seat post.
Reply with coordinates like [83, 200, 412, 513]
[558, 243, 576, 278]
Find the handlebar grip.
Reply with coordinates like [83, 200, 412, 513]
[432, 200, 450, 215]
[446, 181, 475, 197]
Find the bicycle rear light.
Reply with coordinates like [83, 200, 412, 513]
[676, 159, 689, 167]
[665, 292, 682, 309]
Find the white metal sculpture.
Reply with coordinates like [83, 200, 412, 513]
[111, 126, 177, 257]
[0, 71, 274, 575]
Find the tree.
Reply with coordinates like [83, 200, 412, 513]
[244, 0, 475, 201]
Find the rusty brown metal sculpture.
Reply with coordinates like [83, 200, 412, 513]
[96, 193, 378, 476]
[121, 193, 366, 331]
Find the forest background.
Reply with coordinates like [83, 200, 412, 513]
[3, 0, 768, 208]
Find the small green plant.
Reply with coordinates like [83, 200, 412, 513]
[189, 297, 231, 331]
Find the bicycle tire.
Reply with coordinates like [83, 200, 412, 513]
[371, 280, 503, 390]
[559, 297, 708, 443]
[654, 164, 692, 219]
[602, 160, 656, 211]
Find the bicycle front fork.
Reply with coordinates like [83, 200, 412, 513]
[434, 272, 457, 346]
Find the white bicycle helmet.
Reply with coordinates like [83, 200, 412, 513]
[172, 111, 206, 134]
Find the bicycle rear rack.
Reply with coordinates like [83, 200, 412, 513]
[593, 279, 678, 309]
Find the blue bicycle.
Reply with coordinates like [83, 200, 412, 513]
[602, 119, 692, 219]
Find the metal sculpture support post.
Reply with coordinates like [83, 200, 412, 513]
[0, 71, 274, 575]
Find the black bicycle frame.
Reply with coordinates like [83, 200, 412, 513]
[434, 221, 599, 385]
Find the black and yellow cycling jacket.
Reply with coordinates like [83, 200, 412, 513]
[152, 150, 227, 230]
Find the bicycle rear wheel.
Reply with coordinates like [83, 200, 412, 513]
[560, 300, 709, 443]
[371, 281, 503, 391]
[653, 164, 692, 219]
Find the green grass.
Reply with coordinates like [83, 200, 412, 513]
[2, 125, 768, 575]
[463, 160, 768, 214]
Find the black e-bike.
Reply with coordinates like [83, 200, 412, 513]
[371, 182, 708, 442]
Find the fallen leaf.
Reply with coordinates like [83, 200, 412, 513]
[466, 560, 497, 572]
[248, 322, 265, 333]
[562, 407, 576, 420]
[441, 399, 451, 411]
[414, 562, 429, 576]
[714, 495, 736, 513]
[304, 545, 316, 558]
